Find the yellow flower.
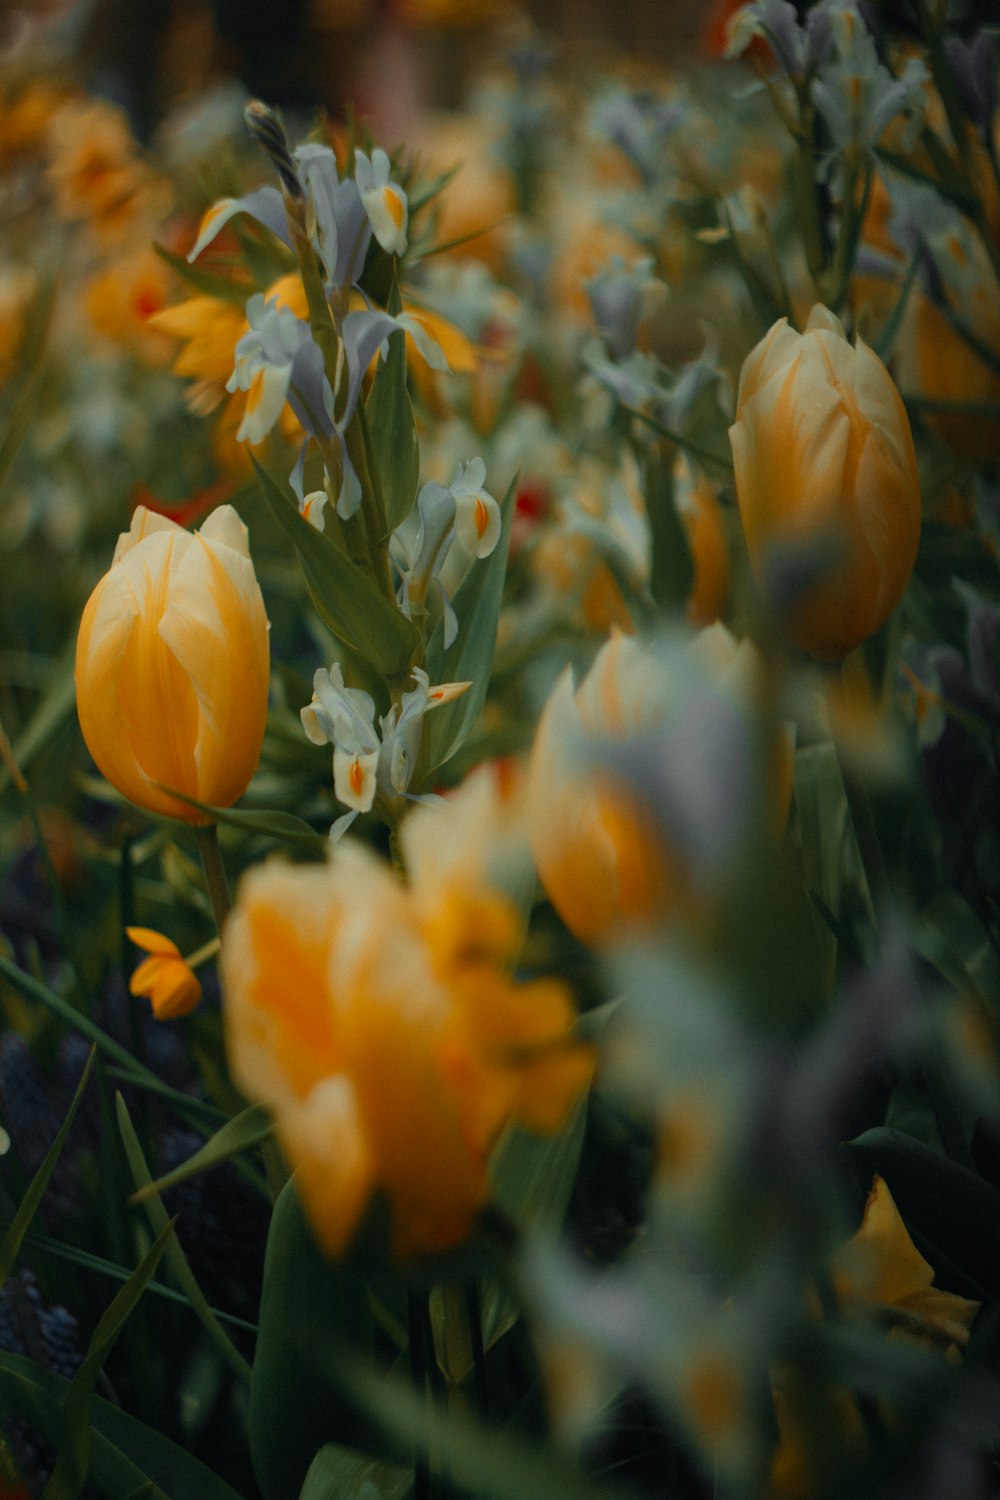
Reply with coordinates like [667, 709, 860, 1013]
[126, 927, 202, 1020]
[729, 305, 921, 661]
[85, 247, 175, 366]
[898, 240, 1000, 466]
[526, 625, 793, 947]
[769, 1174, 979, 1497]
[833, 1174, 979, 1348]
[75, 505, 270, 824]
[221, 823, 590, 1259]
[673, 457, 730, 627]
[151, 274, 306, 459]
[45, 98, 161, 242]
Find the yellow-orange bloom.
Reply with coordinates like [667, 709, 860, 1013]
[222, 826, 590, 1259]
[674, 458, 730, 627]
[126, 927, 202, 1020]
[75, 506, 270, 824]
[770, 1174, 979, 1497]
[730, 305, 920, 661]
[527, 626, 793, 948]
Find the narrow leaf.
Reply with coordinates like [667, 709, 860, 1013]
[365, 270, 419, 534]
[26, 1229, 257, 1333]
[252, 457, 418, 678]
[250, 1179, 376, 1500]
[130, 1104, 273, 1204]
[116, 1095, 253, 1385]
[643, 448, 693, 614]
[43, 1219, 175, 1500]
[151, 787, 329, 856]
[153, 242, 251, 305]
[422, 477, 515, 777]
[298, 1443, 411, 1500]
[0, 1350, 245, 1500]
[0, 954, 224, 1126]
[0, 1046, 96, 1289]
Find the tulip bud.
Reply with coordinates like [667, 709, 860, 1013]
[76, 505, 270, 823]
[729, 305, 920, 661]
[526, 626, 794, 948]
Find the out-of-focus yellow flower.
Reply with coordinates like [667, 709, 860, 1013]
[0, 265, 35, 388]
[85, 247, 175, 365]
[898, 239, 1000, 466]
[833, 1174, 979, 1346]
[770, 1174, 979, 1497]
[413, 114, 514, 273]
[0, 79, 69, 165]
[46, 98, 160, 241]
[730, 305, 921, 662]
[75, 505, 270, 824]
[674, 457, 730, 627]
[527, 625, 793, 947]
[222, 815, 591, 1259]
[527, 631, 673, 947]
[125, 926, 202, 1020]
[151, 274, 306, 463]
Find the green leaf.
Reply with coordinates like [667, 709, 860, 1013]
[298, 1444, 411, 1500]
[25, 1229, 257, 1333]
[252, 457, 419, 678]
[0, 1351, 245, 1500]
[151, 788, 329, 856]
[153, 242, 251, 305]
[0, 647, 76, 797]
[794, 742, 852, 978]
[0, 273, 58, 495]
[43, 1218, 176, 1500]
[116, 1095, 253, 1386]
[326, 1355, 629, 1500]
[433, 1102, 588, 1384]
[0, 953, 224, 1127]
[0, 1046, 95, 1289]
[845, 1127, 1000, 1299]
[915, 891, 1000, 1017]
[643, 448, 693, 614]
[365, 271, 419, 535]
[131, 1104, 273, 1204]
[250, 1179, 376, 1500]
[422, 478, 515, 778]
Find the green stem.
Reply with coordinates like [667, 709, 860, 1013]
[794, 93, 828, 292]
[194, 824, 231, 936]
[408, 1292, 431, 1500]
[826, 154, 873, 316]
[465, 1279, 490, 1420]
[345, 413, 395, 604]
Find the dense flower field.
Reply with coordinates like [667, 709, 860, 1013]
[2, 1, 1000, 1496]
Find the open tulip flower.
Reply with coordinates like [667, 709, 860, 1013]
[222, 833, 591, 1259]
[76, 505, 270, 823]
[729, 305, 921, 662]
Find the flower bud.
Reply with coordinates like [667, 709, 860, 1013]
[526, 626, 793, 947]
[729, 305, 920, 661]
[76, 506, 270, 823]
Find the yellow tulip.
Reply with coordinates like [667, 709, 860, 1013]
[526, 626, 794, 948]
[729, 305, 920, 662]
[222, 832, 590, 1259]
[76, 505, 270, 823]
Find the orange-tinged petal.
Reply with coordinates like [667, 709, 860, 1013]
[75, 506, 269, 823]
[129, 944, 202, 1020]
[730, 305, 920, 661]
